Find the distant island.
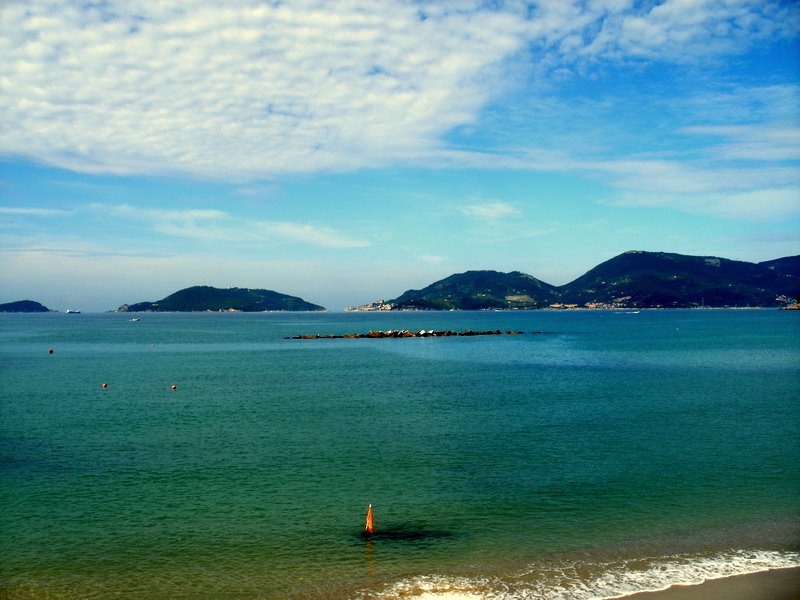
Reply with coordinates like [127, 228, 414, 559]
[349, 251, 800, 311]
[0, 300, 52, 313]
[117, 286, 325, 312]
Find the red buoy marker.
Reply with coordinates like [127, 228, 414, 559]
[171, 385, 177, 390]
[48, 348, 54, 354]
[365, 504, 374, 534]
[101, 383, 108, 389]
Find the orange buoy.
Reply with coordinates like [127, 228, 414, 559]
[101, 383, 108, 389]
[365, 504, 374, 534]
[171, 385, 177, 390]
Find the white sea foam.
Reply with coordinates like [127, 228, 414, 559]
[362, 550, 800, 600]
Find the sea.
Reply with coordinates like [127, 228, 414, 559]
[1, 309, 798, 599]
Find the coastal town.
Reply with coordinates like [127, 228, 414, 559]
[348, 296, 667, 312]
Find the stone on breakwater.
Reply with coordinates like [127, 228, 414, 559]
[287, 329, 524, 340]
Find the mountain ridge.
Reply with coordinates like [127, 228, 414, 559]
[353, 251, 799, 310]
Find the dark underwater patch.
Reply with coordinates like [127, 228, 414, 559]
[358, 524, 453, 542]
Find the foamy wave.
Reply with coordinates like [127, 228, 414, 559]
[364, 574, 506, 600]
[536, 549, 800, 600]
[360, 549, 800, 600]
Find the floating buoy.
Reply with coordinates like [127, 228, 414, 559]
[365, 504, 374, 534]
[171, 385, 177, 390]
[48, 348, 54, 354]
[101, 383, 108, 389]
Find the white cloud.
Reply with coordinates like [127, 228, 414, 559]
[1, 0, 795, 180]
[101, 203, 228, 222]
[458, 81, 799, 222]
[684, 84, 800, 126]
[589, 153, 800, 221]
[573, 0, 797, 63]
[713, 189, 800, 221]
[607, 185, 800, 221]
[0, 1, 525, 179]
[0, 206, 72, 217]
[247, 221, 371, 249]
[92, 203, 370, 248]
[460, 200, 521, 220]
[680, 123, 800, 162]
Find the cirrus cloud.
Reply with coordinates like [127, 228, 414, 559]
[1, 0, 796, 181]
[0, 1, 525, 179]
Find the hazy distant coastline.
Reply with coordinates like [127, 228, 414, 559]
[3, 250, 798, 313]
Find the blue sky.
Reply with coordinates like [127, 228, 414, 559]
[1, 0, 798, 311]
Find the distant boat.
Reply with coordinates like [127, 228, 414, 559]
[129, 317, 140, 322]
[65, 309, 81, 314]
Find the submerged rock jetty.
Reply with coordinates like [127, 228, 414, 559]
[288, 329, 524, 339]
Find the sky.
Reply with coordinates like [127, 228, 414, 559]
[1, 0, 799, 312]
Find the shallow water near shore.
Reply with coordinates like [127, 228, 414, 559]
[1, 310, 798, 599]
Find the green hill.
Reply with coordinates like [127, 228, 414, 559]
[118, 286, 325, 312]
[389, 270, 559, 310]
[0, 300, 51, 313]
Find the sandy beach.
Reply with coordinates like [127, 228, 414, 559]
[624, 567, 800, 600]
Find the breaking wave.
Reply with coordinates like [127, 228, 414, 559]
[360, 549, 800, 600]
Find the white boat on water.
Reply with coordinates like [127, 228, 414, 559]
[65, 309, 81, 314]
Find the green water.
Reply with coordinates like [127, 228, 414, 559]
[1, 310, 798, 599]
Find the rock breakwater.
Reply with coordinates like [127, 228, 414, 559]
[287, 329, 525, 339]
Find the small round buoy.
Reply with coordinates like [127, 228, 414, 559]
[171, 385, 177, 390]
[101, 383, 108, 389]
[48, 348, 54, 354]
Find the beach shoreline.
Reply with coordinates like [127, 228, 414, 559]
[622, 567, 800, 600]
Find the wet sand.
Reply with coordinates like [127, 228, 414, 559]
[624, 567, 800, 600]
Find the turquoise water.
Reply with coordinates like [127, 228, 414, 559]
[1, 310, 798, 599]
